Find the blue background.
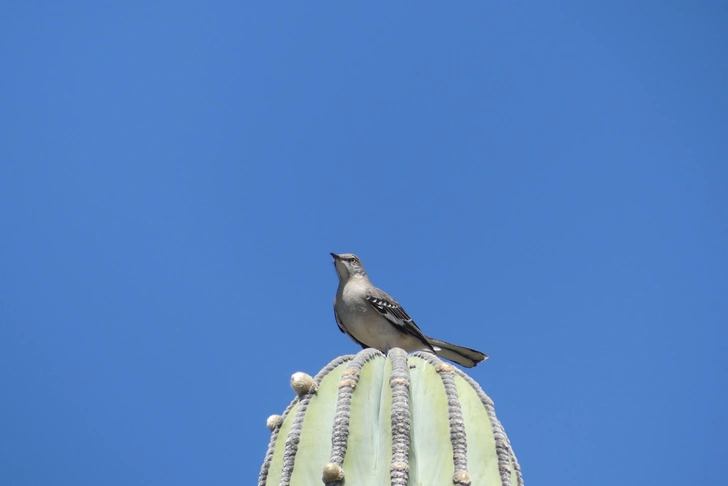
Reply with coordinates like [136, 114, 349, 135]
[1, 2, 726, 485]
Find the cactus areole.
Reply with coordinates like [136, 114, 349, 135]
[258, 348, 523, 486]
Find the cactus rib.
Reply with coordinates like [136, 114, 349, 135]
[325, 348, 383, 485]
[260, 355, 354, 486]
[452, 366, 518, 486]
[412, 352, 471, 486]
[388, 348, 411, 486]
[258, 387, 299, 486]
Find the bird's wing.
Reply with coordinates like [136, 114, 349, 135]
[364, 287, 434, 351]
[333, 298, 346, 334]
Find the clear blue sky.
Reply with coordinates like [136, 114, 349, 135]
[1, 2, 726, 485]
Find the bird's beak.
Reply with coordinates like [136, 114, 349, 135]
[330, 252, 340, 260]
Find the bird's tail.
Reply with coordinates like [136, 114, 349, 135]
[427, 338, 488, 368]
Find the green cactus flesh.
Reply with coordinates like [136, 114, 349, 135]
[259, 349, 523, 486]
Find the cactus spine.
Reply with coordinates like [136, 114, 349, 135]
[259, 348, 523, 486]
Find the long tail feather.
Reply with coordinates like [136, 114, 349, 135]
[427, 338, 488, 368]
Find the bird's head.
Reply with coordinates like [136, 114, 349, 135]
[330, 252, 368, 281]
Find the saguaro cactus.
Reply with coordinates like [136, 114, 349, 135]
[258, 348, 523, 486]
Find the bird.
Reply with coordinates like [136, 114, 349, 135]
[330, 252, 487, 368]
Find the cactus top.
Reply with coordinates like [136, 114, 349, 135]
[258, 348, 523, 486]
